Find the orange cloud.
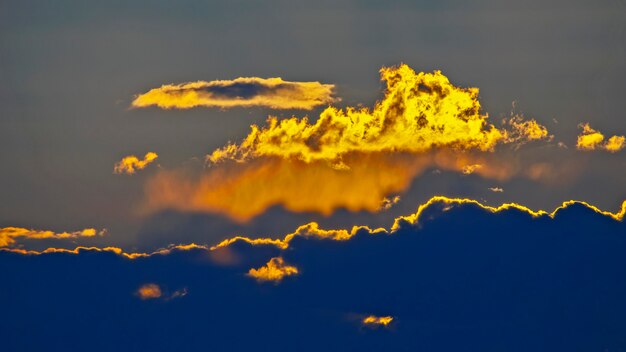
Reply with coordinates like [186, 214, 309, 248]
[0, 227, 104, 248]
[136, 283, 162, 300]
[144, 153, 433, 221]
[362, 315, 394, 327]
[131, 77, 337, 110]
[114, 152, 158, 174]
[247, 257, 299, 283]
[576, 123, 625, 153]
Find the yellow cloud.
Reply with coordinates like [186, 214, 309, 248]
[576, 123, 625, 153]
[247, 257, 299, 283]
[114, 152, 158, 174]
[136, 283, 162, 300]
[208, 65, 512, 165]
[605, 135, 626, 153]
[362, 315, 394, 327]
[0, 227, 104, 248]
[505, 116, 552, 145]
[131, 77, 337, 110]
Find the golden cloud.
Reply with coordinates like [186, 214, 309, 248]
[247, 257, 299, 283]
[576, 123, 625, 153]
[208, 65, 517, 165]
[114, 152, 158, 175]
[132, 77, 337, 110]
[143, 65, 554, 221]
[0, 227, 104, 248]
[362, 315, 394, 327]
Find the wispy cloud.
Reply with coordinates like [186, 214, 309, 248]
[114, 152, 158, 175]
[132, 77, 337, 110]
[0, 227, 105, 248]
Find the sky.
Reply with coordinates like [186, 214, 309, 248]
[1, 1, 626, 350]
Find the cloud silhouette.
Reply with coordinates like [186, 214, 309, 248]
[2, 197, 625, 351]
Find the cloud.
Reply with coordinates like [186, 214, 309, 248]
[114, 152, 158, 174]
[504, 116, 552, 146]
[136, 283, 188, 300]
[207, 65, 540, 165]
[2, 196, 626, 351]
[576, 123, 625, 153]
[136, 283, 162, 300]
[488, 187, 504, 193]
[131, 77, 337, 110]
[362, 315, 393, 327]
[461, 163, 482, 175]
[143, 65, 555, 221]
[247, 257, 299, 283]
[0, 227, 104, 248]
[380, 196, 400, 210]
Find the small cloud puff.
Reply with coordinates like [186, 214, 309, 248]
[576, 123, 625, 153]
[247, 257, 299, 283]
[114, 152, 158, 175]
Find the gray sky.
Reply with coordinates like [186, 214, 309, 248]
[1, 0, 625, 250]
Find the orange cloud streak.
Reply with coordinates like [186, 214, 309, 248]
[0, 227, 104, 248]
[144, 153, 433, 221]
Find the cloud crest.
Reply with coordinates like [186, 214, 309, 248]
[132, 77, 337, 110]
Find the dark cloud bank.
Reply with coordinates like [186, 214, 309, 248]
[1, 200, 626, 351]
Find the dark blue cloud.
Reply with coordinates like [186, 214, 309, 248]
[1, 200, 625, 351]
